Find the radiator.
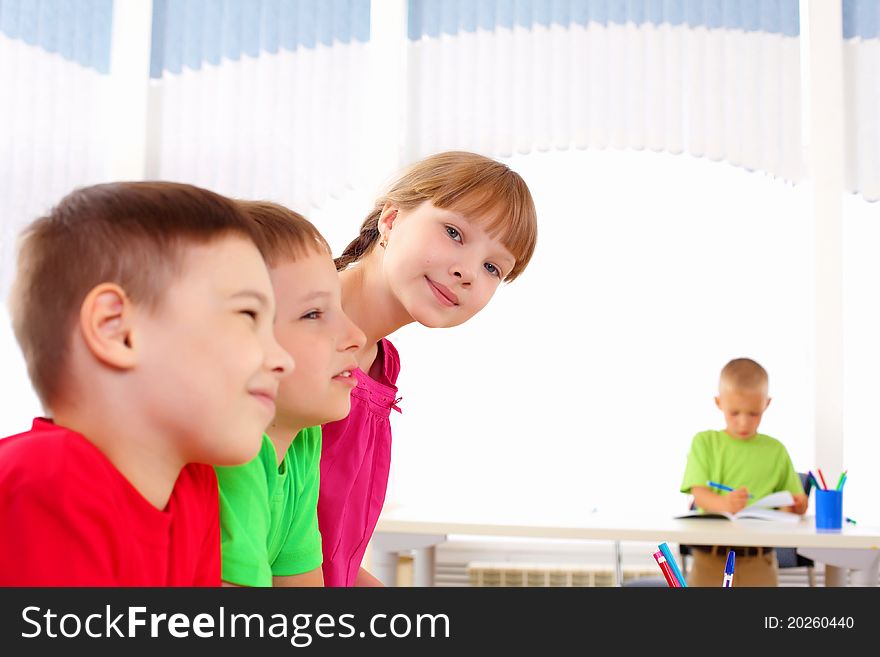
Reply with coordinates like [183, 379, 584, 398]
[416, 538, 822, 587]
[467, 562, 659, 587]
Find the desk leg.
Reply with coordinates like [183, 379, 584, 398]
[371, 532, 446, 587]
[824, 565, 848, 587]
[372, 547, 401, 587]
[412, 547, 437, 587]
[613, 541, 623, 587]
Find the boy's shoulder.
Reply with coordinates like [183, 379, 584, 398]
[0, 418, 100, 480]
[0, 418, 215, 499]
[691, 429, 784, 446]
[0, 419, 124, 526]
[690, 429, 727, 444]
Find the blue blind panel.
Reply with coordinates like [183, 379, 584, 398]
[843, 0, 880, 39]
[150, 0, 371, 78]
[0, 0, 113, 73]
[408, 0, 799, 39]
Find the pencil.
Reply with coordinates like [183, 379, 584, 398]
[817, 468, 829, 490]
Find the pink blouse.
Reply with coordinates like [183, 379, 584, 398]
[319, 338, 401, 586]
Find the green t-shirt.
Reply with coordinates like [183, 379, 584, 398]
[215, 427, 323, 586]
[680, 430, 803, 504]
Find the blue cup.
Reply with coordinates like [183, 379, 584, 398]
[815, 489, 843, 532]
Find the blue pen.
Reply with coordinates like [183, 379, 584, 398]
[707, 481, 754, 498]
[722, 550, 735, 587]
[658, 542, 688, 587]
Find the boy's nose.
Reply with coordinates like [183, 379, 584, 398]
[270, 339, 295, 377]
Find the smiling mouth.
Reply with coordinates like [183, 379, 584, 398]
[250, 391, 276, 413]
[426, 277, 458, 306]
[332, 370, 358, 387]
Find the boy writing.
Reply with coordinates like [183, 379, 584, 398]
[0, 182, 293, 586]
[680, 358, 808, 586]
[216, 201, 365, 586]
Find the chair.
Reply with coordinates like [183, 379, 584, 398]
[775, 473, 816, 586]
[678, 472, 815, 586]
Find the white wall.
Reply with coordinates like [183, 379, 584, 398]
[381, 148, 822, 518]
[3, 147, 877, 526]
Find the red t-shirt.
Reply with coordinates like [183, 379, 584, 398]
[0, 418, 220, 586]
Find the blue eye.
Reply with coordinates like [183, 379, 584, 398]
[484, 263, 501, 278]
[446, 226, 462, 241]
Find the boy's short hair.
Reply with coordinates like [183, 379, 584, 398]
[9, 181, 260, 410]
[236, 200, 331, 267]
[719, 358, 768, 392]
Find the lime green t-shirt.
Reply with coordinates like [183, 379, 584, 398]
[215, 427, 323, 586]
[680, 430, 803, 504]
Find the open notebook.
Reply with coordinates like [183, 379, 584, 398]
[676, 491, 800, 523]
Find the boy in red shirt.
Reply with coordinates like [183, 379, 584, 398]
[0, 182, 293, 586]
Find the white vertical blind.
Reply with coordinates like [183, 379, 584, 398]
[0, 0, 114, 296]
[147, 0, 370, 210]
[843, 0, 880, 202]
[405, 0, 804, 182]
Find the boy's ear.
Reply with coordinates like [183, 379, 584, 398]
[714, 395, 722, 410]
[79, 283, 138, 370]
[764, 397, 772, 410]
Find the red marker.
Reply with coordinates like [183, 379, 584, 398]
[653, 550, 681, 588]
[817, 468, 829, 490]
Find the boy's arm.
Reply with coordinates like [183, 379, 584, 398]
[691, 485, 750, 514]
[785, 493, 809, 515]
[355, 567, 386, 587]
[216, 462, 274, 587]
[274, 567, 324, 587]
[268, 427, 325, 586]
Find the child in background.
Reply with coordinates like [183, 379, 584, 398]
[680, 358, 808, 586]
[0, 182, 292, 586]
[320, 151, 538, 586]
[216, 201, 365, 587]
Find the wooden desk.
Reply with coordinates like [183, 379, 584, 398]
[373, 504, 880, 586]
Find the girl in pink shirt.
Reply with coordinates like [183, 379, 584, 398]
[319, 151, 538, 586]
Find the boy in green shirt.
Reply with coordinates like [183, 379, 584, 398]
[216, 201, 366, 586]
[680, 358, 808, 586]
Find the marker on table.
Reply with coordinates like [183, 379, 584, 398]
[707, 481, 753, 498]
[652, 550, 681, 588]
[722, 550, 735, 587]
[846, 517, 857, 526]
[658, 542, 688, 588]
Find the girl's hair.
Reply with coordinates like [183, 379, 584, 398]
[236, 200, 331, 267]
[335, 151, 537, 282]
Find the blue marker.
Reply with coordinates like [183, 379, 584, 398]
[723, 550, 735, 587]
[658, 542, 688, 587]
[707, 481, 754, 498]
